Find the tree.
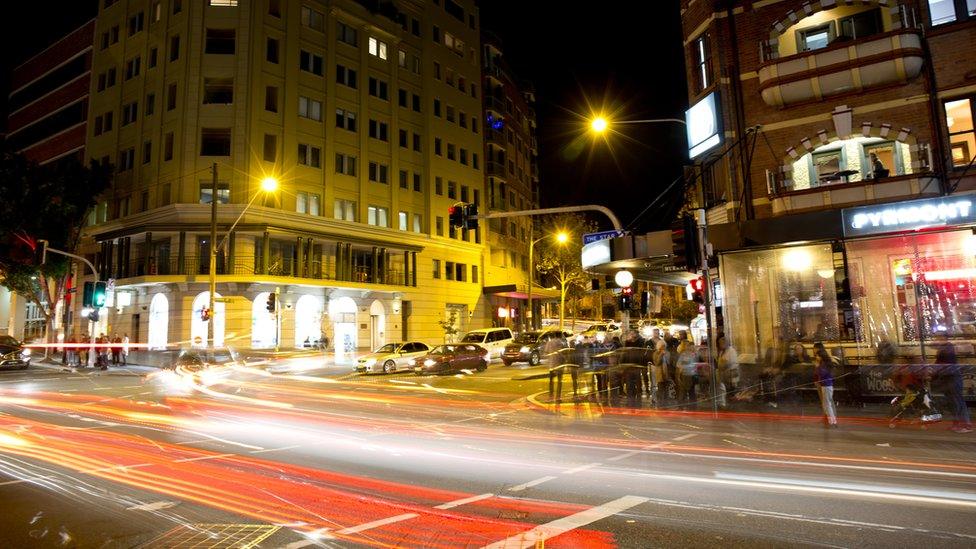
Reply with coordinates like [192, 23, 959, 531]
[656, 286, 700, 325]
[535, 214, 595, 331]
[0, 145, 113, 351]
[438, 309, 461, 343]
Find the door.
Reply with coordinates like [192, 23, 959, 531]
[401, 301, 411, 341]
[131, 314, 141, 346]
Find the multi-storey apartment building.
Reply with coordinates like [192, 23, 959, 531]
[77, 0, 487, 352]
[2, 20, 95, 341]
[680, 0, 976, 378]
[480, 31, 545, 329]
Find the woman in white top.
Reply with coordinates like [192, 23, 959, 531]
[716, 334, 738, 408]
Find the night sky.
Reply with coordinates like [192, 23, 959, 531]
[1, 0, 688, 233]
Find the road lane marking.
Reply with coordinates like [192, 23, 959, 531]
[606, 439, 675, 462]
[482, 495, 649, 549]
[672, 433, 698, 441]
[562, 462, 601, 475]
[172, 453, 236, 463]
[434, 492, 494, 509]
[508, 476, 558, 492]
[336, 513, 419, 534]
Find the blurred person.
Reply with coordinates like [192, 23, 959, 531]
[121, 333, 130, 366]
[651, 339, 669, 405]
[676, 340, 699, 406]
[110, 333, 121, 365]
[716, 334, 739, 408]
[814, 348, 838, 427]
[868, 152, 889, 179]
[933, 335, 972, 433]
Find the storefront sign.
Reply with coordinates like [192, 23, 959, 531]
[581, 239, 611, 269]
[842, 196, 976, 237]
[686, 92, 722, 159]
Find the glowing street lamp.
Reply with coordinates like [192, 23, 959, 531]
[528, 230, 570, 331]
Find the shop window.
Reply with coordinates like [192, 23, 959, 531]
[789, 137, 913, 191]
[945, 97, 975, 168]
[839, 9, 882, 40]
[690, 33, 711, 94]
[797, 23, 834, 52]
[927, 0, 976, 26]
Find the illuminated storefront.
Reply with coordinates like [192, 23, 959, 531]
[715, 195, 976, 400]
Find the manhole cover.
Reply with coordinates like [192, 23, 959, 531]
[137, 523, 279, 548]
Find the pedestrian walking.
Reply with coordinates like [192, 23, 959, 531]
[110, 333, 121, 365]
[933, 335, 972, 433]
[121, 333, 130, 366]
[716, 334, 739, 408]
[814, 348, 838, 427]
[676, 340, 698, 407]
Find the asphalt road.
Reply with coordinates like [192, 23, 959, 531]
[1, 357, 974, 548]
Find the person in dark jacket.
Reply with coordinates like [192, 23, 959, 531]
[814, 348, 837, 427]
[933, 335, 972, 433]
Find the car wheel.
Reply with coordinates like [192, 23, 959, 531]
[502, 359, 513, 366]
[477, 360, 488, 372]
[529, 352, 540, 366]
[383, 360, 396, 374]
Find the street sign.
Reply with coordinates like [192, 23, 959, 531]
[214, 297, 232, 303]
[106, 278, 116, 291]
[582, 229, 625, 245]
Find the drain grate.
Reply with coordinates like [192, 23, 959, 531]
[137, 523, 280, 548]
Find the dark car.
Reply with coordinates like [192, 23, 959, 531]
[0, 335, 31, 370]
[502, 330, 571, 366]
[411, 344, 488, 375]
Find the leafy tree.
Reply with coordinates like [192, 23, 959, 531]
[438, 309, 461, 343]
[656, 286, 700, 325]
[0, 146, 113, 350]
[535, 214, 595, 330]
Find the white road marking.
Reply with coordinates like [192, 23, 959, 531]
[606, 450, 640, 462]
[562, 462, 601, 475]
[172, 453, 236, 463]
[435, 492, 494, 509]
[482, 495, 649, 549]
[126, 500, 179, 511]
[508, 476, 558, 492]
[250, 444, 302, 454]
[336, 513, 419, 534]
[672, 433, 698, 441]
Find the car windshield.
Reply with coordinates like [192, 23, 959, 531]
[0, 335, 21, 347]
[515, 333, 541, 344]
[176, 348, 239, 366]
[430, 345, 455, 355]
[460, 333, 484, 343]
[375, 343, 400, 353]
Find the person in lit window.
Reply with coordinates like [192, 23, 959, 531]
[868, 152, 889, 179]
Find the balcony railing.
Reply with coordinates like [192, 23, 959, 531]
[486, 160, 506, 178]
[485, 128, 505, 146]
[757, 29, 924, 108]
[484, 96, 506, 115]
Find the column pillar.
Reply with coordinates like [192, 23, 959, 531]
[228, 232, 236, 275]
[262, 231, 271, 275]
[296, 237, 305, 278]
[403, 251, 410, 287]
[411, 252, 417, 287]
[177, 231, 186, 275]
[143, 232, 152, 276]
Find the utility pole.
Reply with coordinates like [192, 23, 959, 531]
[45, 246, 99, 368]
[695, 209, 718, 417]
[208, 163, 218, 349]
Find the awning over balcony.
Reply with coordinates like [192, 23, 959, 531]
[758, 29, 924, 108]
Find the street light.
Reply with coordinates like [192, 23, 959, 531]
[207, 167, 279, 348]
[527, 229, 569, 331]
[587, 115, 687, 135]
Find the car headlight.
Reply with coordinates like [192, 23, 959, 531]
[423, 359, 436, 367]
[519, 346, 530, 353]
[21, 348, 31, 357]
[408, 358, 417, 366]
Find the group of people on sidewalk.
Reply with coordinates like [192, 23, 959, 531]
[63, 333, 129, 370]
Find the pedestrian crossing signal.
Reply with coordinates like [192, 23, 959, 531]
[92, 281, 107, 308]
[266, 292, 277, 313]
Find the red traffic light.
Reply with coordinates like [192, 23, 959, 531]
[690, 277, 705, 292]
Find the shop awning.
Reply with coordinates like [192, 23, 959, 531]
[482, 283, 561, 300]
[583, 230, 696, 286]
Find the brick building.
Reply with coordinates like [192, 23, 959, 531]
[679, 0, 976, 383]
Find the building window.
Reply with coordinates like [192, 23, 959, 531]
[433, 259, 441, 279]
[368, 37, 388, 60]
[447, 143, 456, 161]
[334, 199, 356, 221]
[200, 128, 231, 156]
[446, 105, 455, 123]
[368, 77, 389, 100]
[435, 176, 443, 195]
[299, 96, 322, 120]
[399, 128, 408, 148]
[368, 162, 389, 183]
[367, 205, 389, 227]
[928, 0, 976, 25]
[368, 119, 388, 141]
[336, 65, 357, 88]
[301, 6, 324, 31]
[300, 50, 323, 75]
[335, 153, 357, 176]
[298, 143, 321, 167]
[447, 180, 457, 199]
[459, 148, 467, 165]
[399, 170, 408, 188]
[169, 35, 180, 61]
[398, 211, 408, 231]
[205, 28, 236, 54]
[125, 56, 141, 80]
[398, 49, 407, 68]
[434, 99, 441, 117]
[460, 185, 469, 203]
[145, 93, 155, 116]
[797, 23, 834, 52]
[118, 148, 135, 171]
[167, 82, 178, 110]
[411, 18, 420, 37]
[946, 97, 975, 168]
[412, 94, 421, 112]
[203, 78, 233, 104]
[412, 213, 422, 233]
[143, 141, 152, 164]
[266, 38, 279, 63]
[434, 138, 442, 156]
[412, 133, 421, 152]
[200, 182, 230, 204]
[121, 102, 138, 126]
[263, 134, 276, 162]
[436, 216, 444, 236]
[471, 265, 478, 283]
[164, 132, 174, 161]
[445, 261, 455, 280]
[148, 47, 158, 68]
[128, 12, 144, 36]
[336, 108, 357, 131]
[265, 86, 278, 112]
[337, 22, 357, 46]
[268, 0, 280, 17]
[413, 173, 421, 192]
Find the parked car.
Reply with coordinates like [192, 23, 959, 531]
[356, 341, 431, 374]
[0, 335, 30, 370]
[411, 344, 489, 374]
[459, 327, 514, 359]
[502, 330, 571, 366]
[577, 323, 620, 344]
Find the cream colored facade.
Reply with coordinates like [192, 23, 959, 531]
[79, 0, 491, 350]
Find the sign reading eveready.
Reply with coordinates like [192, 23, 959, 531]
[842, 196, 976, 237]
[686, 92, 721, 159]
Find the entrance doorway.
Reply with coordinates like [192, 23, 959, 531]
[294, 295, 323, 348]
[369, 300, 385, 350]
[329, 296, 357, 358]
[148, 293, 168, 350]
[131, 314, 141, 346]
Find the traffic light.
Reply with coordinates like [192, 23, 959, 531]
[82, 281, 94, 308]
[689, 276, 706, 304]
[618, 285, 634, 311]
[671, 215, 700, 273]
[463, 203, 479, 230]
[449, 205, 464, 228]
[92, 281, 107, 308]
[33, 239, 48, 265]
[201, 307, 211, 322]
[266, 292, 277, 313]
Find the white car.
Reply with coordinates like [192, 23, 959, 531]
[356, 342, 431, 374]
[459, 328, 514, 360]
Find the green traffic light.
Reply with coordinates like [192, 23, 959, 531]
[93, 281, 107, 308]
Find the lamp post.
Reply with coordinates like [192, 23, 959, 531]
[207, 165, 278, 348]
[527, 228, 568, 331]
[589, 116, 687, 133]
